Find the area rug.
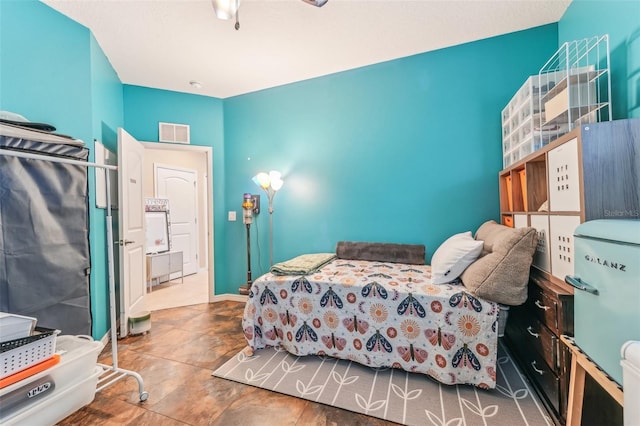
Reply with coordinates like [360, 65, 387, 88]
[212, 341, 552, 426]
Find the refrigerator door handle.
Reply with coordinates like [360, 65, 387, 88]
[565, 276, 599, 295]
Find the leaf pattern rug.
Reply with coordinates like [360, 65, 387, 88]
[212, 341, 552, 426]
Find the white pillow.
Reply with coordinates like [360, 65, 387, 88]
[430, 231, 484, 284]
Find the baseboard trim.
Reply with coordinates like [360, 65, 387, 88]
[211, 293, 248, 303]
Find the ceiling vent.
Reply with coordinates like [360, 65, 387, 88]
[159, 122, 190, 144]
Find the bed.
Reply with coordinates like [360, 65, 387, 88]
[242, 222, 537, 389]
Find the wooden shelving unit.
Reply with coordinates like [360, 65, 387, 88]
[500, 118, 640, 424]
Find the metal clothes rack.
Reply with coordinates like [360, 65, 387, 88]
[0, 147, 149, 402]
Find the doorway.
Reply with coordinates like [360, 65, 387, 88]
[142, 142, 214, 311]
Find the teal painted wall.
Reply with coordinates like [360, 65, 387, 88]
[0, 0, 92, 135]
[558, 0, 640, 118]
[4, 0, 634, 328]
[222, 25, 559, 291]
[91, 35, 124, 153]
[122, 85, 225, 290]
[88, 34, 125, 338]
[0, 0, 123, 338]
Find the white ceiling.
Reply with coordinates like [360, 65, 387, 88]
[43, 0, 571, 99]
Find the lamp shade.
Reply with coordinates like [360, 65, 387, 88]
[269, 171, 283, 191]
[271, 179, 283, 191]
[253, 172, 271, 189]
[211, 0, 239, 20]
[253, 170, 283, 191]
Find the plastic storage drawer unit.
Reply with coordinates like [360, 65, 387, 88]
[0, 335, 104, 423]
[621, 341, 640, 426]
[1, 366, 103, 426]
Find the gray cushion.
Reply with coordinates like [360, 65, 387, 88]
[461, 220, 537, 305]
[336, 241, 425, 265]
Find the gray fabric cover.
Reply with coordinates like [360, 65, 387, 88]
[460, 221, 537, 306]
[336, 241, 425, 265]
[0, 135, 91, 335]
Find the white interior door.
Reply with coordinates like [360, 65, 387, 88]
[118, 128, 146, 337]
[155, 165, 199, 276]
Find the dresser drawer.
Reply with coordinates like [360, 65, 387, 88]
[524, 347, 560, 415]
[508, 314, 557, 372]
[527, 282, 559, 332]
[528, 274, 574, 336]
[505, 321, 561, 415]
[169, 251, 183, 271]
[148, 255, 171, 277]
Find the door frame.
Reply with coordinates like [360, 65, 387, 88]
[142, 142, 215, 300]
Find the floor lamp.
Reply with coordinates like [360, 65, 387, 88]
[253, 170, 283, 267]
[239, 193, 254, 295]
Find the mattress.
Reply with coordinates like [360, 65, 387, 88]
[243, 259, 501, 388]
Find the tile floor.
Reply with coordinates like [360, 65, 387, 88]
[146, 270, 210, 312]
[58, 301, 395, 425]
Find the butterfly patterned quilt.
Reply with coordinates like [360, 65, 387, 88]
[242, 259, 501, 388]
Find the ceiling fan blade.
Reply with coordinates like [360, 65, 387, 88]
[301, 0, 328, 7]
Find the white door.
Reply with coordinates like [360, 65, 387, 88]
[118, 128, 146, 338]
[155, 165, 199, 276]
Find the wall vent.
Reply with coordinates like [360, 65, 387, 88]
[159, 122, 190, 144]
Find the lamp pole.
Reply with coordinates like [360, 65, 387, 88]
[253, 170, 283, 268]
[267, 189, 275, 267]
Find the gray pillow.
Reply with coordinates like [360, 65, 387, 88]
[461, 221, 537, 305]
[336, 241, 425, 265]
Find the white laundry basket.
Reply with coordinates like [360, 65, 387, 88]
[621, 341, 640, 426]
